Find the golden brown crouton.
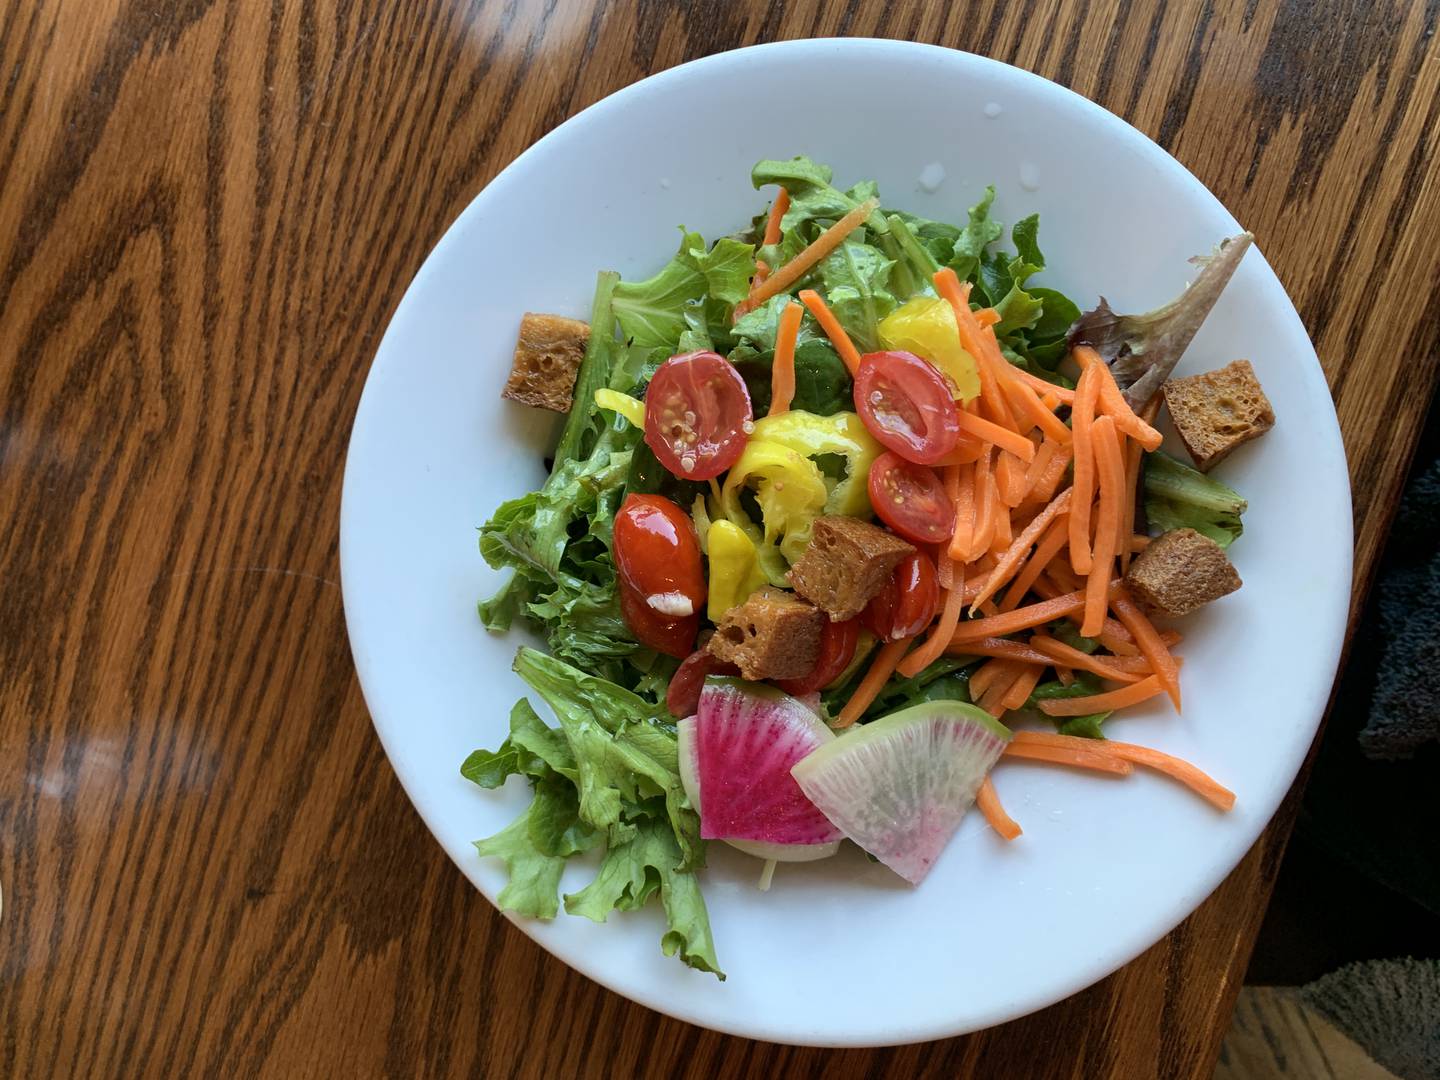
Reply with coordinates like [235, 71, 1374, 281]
[501, 313, 590, 412]
[1162, 360, 1275, 472]
[1123, 528, 1241, 618]
[707, 588, 823, 681]
[787, 516, 914, 620]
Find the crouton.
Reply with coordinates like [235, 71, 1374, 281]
[787, 516, 914, 620]
[1162, 360, 1275, 472]
[1123, 527, 1241, 618]
[707, 588, 824, 681]
[501, 312, 590, 412]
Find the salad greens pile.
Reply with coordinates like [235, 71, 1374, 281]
[465, 156, 1241, 976]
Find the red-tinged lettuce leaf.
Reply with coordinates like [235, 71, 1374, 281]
[1067, 232, 1254, 409]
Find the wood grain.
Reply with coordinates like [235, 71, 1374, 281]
[2, 1, 1437, 1076]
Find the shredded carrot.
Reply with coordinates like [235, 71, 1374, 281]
[750, 259, 770, 293]
[1003, 742, 1133, 775]
[945, 637, 1055, 665]
[948, 585, 1107, 644]
[1129, 534, 1151, 553]
[1037, 674, 1169, 716]
[1000, 514, 1070, 611]
[1068, 362, 1101, 575]
[1025, 441, 1074, 506]
[1001, 664, 1044, 710]
[1022, 439, 1058, 494]
[933, 433, 986, 466]
[1014, 368, 1076, 404]
[975, 307, 1001, 328]
[1119, 441, 1144, 574]
[749, 198, 879, 308]
[1032, 574, 1139, 649]
[948, 461, 977, 561]
[1074, 345, 1164, 451]
[1082, 416, 1125, 636]
[979, 662, 1023, 716]
[1111, 587, 1182, 711]
[969, 447, 997, 559]
[896, 561, 967, 677]
[1027, 634, 1144, 684]
[1055, 666, 1076, 687]
[971, 489, 1073, 612]
[956, 408, 1037, 461]
[990, 493, 1012, 550]
[1044, 564, 1082, 594]
[968, 657, 1012, 698]
[976, 777, 1022, 840]
[796, 288, 863, 375]
[995, 451, 1028, 508]
[762, 187, 789, 246]
[1012, 732, 1234, 810]
[836, 636, 912, 729]
[1002, 376, 1074, 444]
[767, 301, 804, 416]
[1097, 628, 1141, 657]
[933, 271, 1018, 429]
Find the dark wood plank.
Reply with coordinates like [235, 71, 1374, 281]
[2, 1, 1436, 1076]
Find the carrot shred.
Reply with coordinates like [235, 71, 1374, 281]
[1044, 564, 1082, 594]
[1014, 367, 1076, 404]
[1111, 587, 1183, 711]
[990, 490, 1012, 550]
[1002, 376, 1074, 444]
[976, 777, 1022, 840]
[969, 657, 1013, 699]
[797, 288, 864, 375]
[945, 637, 1055, 665]
[1055, 666, 1076, 687]
[1038, 674, 1169, 715]
[933, 270, 1019, 429]
[767, 301, 804, 416]
[979, 662, 1022, 716]
[1022, 439, 1058, 494]
[971, 488, 1073, 613]
[896, 561, 967, 677]
[1011, 732, 1234, 810]
[836, 636, 912, 729]
[1119, 440, 1145, 574]
[933, 433, 986, 466]
[1000, 514, 1070, 612]
[749, 198, 879, 308]
[1001, 664, 1044, 710]
[1082, 416, 1125, 636]
[948, 585, 1109, 644]
[1025, 440, 1074, 506]
[975, 307, 1001, 328]
[1027, 634, 1145, 683]
[995, 451, 1028, 508]
[1074, 345, 1164, 451]
[762, 187, 789, 246]
[1097, 628, 1142, 657]
[1003, 742, 1134, 776]
[1068, 362, 1101, 575]
[1129, 534, 1151, 553]
[969, 447, 997, 559]
[948, 461, 977, 561]
[956, 408, 1037, 461]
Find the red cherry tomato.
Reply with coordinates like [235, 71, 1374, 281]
[776, 617, 860, 696]
[863, 551, 940, 642]
[644, 351, 753, 480]
[613, 495, 706, 657]
[867, 451, 957, 545]
[853, 351, 961, 464]
[619, 584, 698, 659]
[665, 649, 740, 717]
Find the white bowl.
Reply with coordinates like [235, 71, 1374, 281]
[340, 39, 1351, 1046]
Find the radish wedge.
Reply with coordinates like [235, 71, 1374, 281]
[678, 718, 840, 862]
[791, 701, 1011, 884]
[691, 678, 842, 848]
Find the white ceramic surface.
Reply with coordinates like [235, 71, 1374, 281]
[340, 39, 1351, 1046]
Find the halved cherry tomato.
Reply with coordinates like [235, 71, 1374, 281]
[614, 494, 706, 656]
[644, 351, 753, 480]
[776, 617, 860, 696]
[665, 649, 740, 717]
[853, 350, 961, 464]
[619, 586, 697, 659]
[862, 551, 940, 642]
[868, 451, 956, 545]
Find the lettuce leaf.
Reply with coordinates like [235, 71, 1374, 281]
[1068, 233, 1254, 408]
[466, 649, 723, 977]
[1144, 450, 1247, 548]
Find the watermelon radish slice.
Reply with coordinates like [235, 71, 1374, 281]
[791, 701, 1011, 884]
[691, 678, 843, 848]
[677, 718, 840, 862]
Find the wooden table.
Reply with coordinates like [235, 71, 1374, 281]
[4, 2, 1437, 1076]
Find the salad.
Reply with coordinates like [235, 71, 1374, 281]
[467, 157, 1273, 979]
